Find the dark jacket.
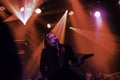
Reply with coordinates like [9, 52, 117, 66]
[40, 37, 79, 78]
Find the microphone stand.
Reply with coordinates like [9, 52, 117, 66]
[55, 41, 62, 67]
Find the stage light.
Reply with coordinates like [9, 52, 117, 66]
[69, 26, 72, 29]
[20, 7, 24, 12]
[119, 0, 120, 5]
[51, 10, 68, 43]
[69, 11, 74, 15]
[35, 8, 41, 14]
[0, 6, 5, 11]
[94, 11, 100, 17]
[69, 26, 74, 30]
[69, 26, 77, 31]
[47, 23, 51, 29]
[4, 0, 41, 25]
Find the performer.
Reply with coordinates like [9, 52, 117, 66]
[39, 32, 93, 80]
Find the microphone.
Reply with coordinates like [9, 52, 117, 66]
[55, 39, 59, 50]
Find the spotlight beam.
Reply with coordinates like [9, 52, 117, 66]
[51, 10, 68, 44]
